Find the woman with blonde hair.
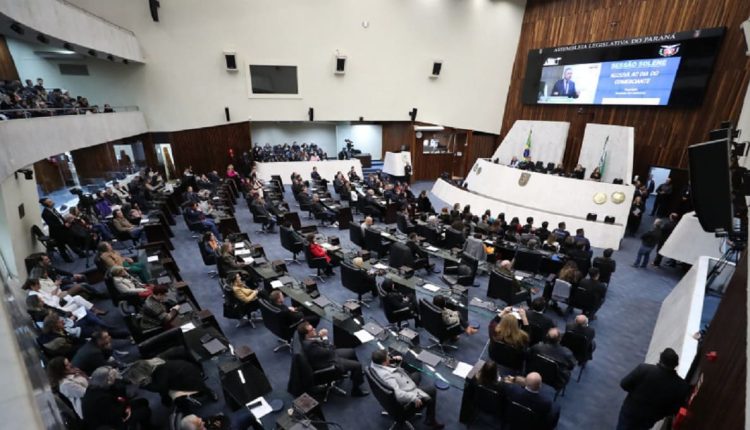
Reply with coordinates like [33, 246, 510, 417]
[491, 308, 529, 349]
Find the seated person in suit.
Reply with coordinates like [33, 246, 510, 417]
[529, 327, 577, 386]
[432, 295, 478, 339]
[503, 372, 560, 429]
[536, 221, 551, 242]
[578, 267, 607, 318]
[82, 366, 153, 430]
[72, 330, 125, 376]
[592, 248, 616, 284]
[311, 194, 337, 225]
[270, 290, 319, 328]
[306, 234, 335, 275]
[552, 222, 569, 242]
[565, 314, 596, 360]
[352, 257, 379, 296]
[370, 349, 444, 429]
[490, 308, 530, 350]
[462, 233, 486, 262]
[348, 166, 360, 181]
[381, 278, 420, 325]
[361, 216, 374, 236]
[297, 322, 369, 397]
[297, 186, 313, 206]
[575, 228, 591, 252]
[183, 186, 201, 204]
[126, 357, 217, 409]
[524, 297, 555, 345]
[250, 195, 276, 232]
[363, 189, 384, 220]
[416, 190, 434, 213]
[406, 233, 434, 271]
[139, 285, 180, 331]
[185, 201, 222, 240]
[218, 242, 251, 277]
[311, 166, 322, 181]
[495, 260, 521, 290]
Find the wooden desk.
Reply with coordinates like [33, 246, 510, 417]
[353, 153, 372, 168]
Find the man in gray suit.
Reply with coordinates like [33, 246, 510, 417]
[462, 233, 486, 262]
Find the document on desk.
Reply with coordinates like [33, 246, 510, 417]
[72, 306, 87, 320]
[425, 246, 439, 252]
[354, 330, 375, 343]
[270, 280, 283, 289]
[452, 361, 474, 379]
[246, 396, 272, 419]
[235, 248, 251, 256]
[147, 255, 159, 263]
[242, 257, 255, 265]
[140, 218, 149, 224]
[180, 322, 196, 333]
[422, 283, 440, 292]
[380, 232, 392, 238]
[373, 263, 389, 270]
[234, 242, 246, 249]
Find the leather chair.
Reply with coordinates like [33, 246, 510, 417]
[258, 297, 296, 352]
[505, 400, 546, 430]
[377, 282, 414, 330]
[488, 340, 526, 375]
[303, 241, 330, 283]
[442, 254, 478, 287]
[197, 241, 218, 277]
[136, 327, 184, 359]
[104, 273, 143, 308]
[419, 298, 460, 353]
[460, 377, 505, 425]
[290, 334, 347, 401]
[280, 225, 304, 264]
[221, 278, 261, 328]
[486, 270, 530, 306]
[341, 261, 375, 307]
[120, 301, 165, 343]
[444, 227, 466, 249]
[514, 250, 543, 274]
[397, 214, 415, 235]
[366, 367, 418, 429]
[415, 223, 441, 246]
[568, 286, 599, 316]
[364, 228, 390, 259]
[561, 331, 593, 382]
[525, 352, 568, 400]
[248, 203, 273, 234]
[349, 224, 364, 248]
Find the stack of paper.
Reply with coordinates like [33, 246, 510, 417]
[235, 248, 251, 256]
[422, 283, 440, 292]
[246, 396, 272, 419]
[234, 242, 246, 249]
[242, 257, 255, 264]
[452, 361, 474, 378]
[354, 330, 375, 343]
[270, 280, 283, 289]
[147, 255, 159, 263]
[373, 263, 389, 270]
[180, 322, 196, 333]
[426, 246, 439, 252]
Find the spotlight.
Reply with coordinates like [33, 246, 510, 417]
[10, 22, 23, 35]
[87, 49, 97, 57]
[14, 169, 33, 180]
[106, 54, 115, 61]
[36, 33, 49, 44]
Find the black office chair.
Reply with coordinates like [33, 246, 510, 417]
[364, 228, 390, 259]
[258, 297, 296, 353]
[526, 322, 549, 346]
[377, 282, 414, 330]
[249, 204, 273, 234]
[302, 241, 330, 283]
[505, 400, 545, 430]
[416, 223, 441, 246]
[397, 214, 415, 235]
[197, 241, 218, 278]
[467, 379, 506, 425]
[388, 242, 429, 273]
[488, 340, 526, 375]
[444, 227, 466, 249]
[349, 224, 365, 248]
[514, 250, 543, 274]
[182, 213, 207, 239]
[291, 334, 347, 401]
[340, 261, 375, 307]
[525, 353, 568, 400]
[280, 225, 304, 264]
[441, 258, 478, 287]
[419, 298, 459, 353]
[487, 270, 530, 306]
[568, 286, 599, 316]
[30, 225, 64, 260]
[366, 367, 419, 430]
[120, 301, 165, 343]
[220, 278, 261, 328]
[561, 331, 593, 382]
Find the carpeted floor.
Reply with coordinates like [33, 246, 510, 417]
[54, 180, 686, 429]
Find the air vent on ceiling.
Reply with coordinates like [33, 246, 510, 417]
[58, 64, 89, 76]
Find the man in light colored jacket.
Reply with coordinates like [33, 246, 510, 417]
[370, 350, 444, 429]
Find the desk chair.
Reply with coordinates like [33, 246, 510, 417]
[442, 254, 478, 287]
[415, 223, 440, 246]
[488, 340, 526, 375]
[341, 261, 375, 308]
[568, 286, 599, 317]
[258, 298, 295, 353]
[550, 279, 572, 310]
[486, 271, 530, 306]
[366, 367, 419, 430]
[291, 334, 347, 401]
[525, 353, 568, 400]
[30, 225, 65, 261]
[505, 400, 545, 430]
[419, 298, 459, 353]
[197, 242, 219, 278]
[280, 225, 304, 264]
[465, 379, 505, 425]
[561, 331, 593, 382]
[103, 273, 142, 308]
[388, 242, 429, 273]
[349, 223, 365, 248]
[514, 250, 543, 274]
[397, 214, 415, 235]
[220, 278, 261, 328]
[444, 227, 466, 249]
[302, 242, 330, 283]
[364, 228, 390, 259]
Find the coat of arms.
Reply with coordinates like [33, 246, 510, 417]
[518, 172, 531, 186]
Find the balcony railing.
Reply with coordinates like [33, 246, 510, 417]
[0, 105, 139, 120]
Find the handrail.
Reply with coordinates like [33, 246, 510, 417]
[56, 0, 136, 36]
[0, 105, 140, 118]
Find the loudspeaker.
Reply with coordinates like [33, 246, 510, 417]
[688, 139, 733, 233]
[612, 178, 624, 184]
[308, 107, 314, 121]
[335, 56, 346, 74]
[430, 61, 442, 78]
[224, 52, 237, 71]
[409, 108, 417, 122]
[149, 0, 160, 22]
[586, 213, 597, 221]
[604, 216, 615, 224]
[224, 107, 230, 122]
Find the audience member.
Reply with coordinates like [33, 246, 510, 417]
[529, 328, 576, 386]
[47, 357, 88, 419]
[81, 366, 153, 430]
[503, 372, 560, 428]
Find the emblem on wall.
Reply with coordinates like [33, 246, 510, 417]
[593, 192, 607, 205]
[518, 172, 530, 186]
[611, 191, 626, 204]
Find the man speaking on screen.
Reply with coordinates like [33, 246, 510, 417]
[551, 67, 580, 98]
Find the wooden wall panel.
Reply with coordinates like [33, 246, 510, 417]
[33, 159, 64, 195]
[382, 122, 414, 158]
[70, 143, 117, 183]
[0, 35, 19, 81]
[169, 122, 251, 175]
[681, 252, 746, 430]
[503, 0, 750, 180]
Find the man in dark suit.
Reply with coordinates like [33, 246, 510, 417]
[525, 297, 555, 345]
[578, 267, 607, 317]
[646, 175, 656, 195]
[651, 178, 673, 216]
[72, 330, 120, 375]
[406, 233, 433, 271]
[617, 348, 689, 430]
[551, 67, 579, 98]
[297, 187, 313, 207]
[535, 221, 551, 242]
[251, 195, 276, 231]
[652, 212, 678, 267]
[592, 248, 617, 284]
[185, 202, 222, 239]
[565, 314, 596, 360]
[529, 327, 577, 385]
[40, 198, 77, 261]
[270, 290, 319, 328]
[297, 322, 369, 397]
[504, 372, 560, 429]
[311, 166, 321, 181]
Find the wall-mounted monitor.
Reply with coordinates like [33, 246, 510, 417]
[522, 27, 725, 107]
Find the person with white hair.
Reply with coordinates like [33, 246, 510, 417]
[81, 366, 153, 429]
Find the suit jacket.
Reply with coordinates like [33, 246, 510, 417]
[462, 237, 486, 262]
[529, 342, 576, 384]
[81, 386, 129, 430]
[526, 311, 555, 335]
[406, 240, 428, 260]
[302, 337, 336, 369]
[371, 363, 428, 405]
[592, 257, 616, 284]
[620, 363, 689, 426]
[42, 206, 67, 234]
[579, 277, 607, 305]
[72, 340, 112, 375]
[551, 79, 577, 97]
[503, 384, 559, 429]
[311, 171, 321, 180]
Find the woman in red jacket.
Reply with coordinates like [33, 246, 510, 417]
[306, 234, 334, 275]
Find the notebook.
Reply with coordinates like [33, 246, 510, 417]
[417, 350, 442, 367]
[363, 322, 384, 337]
[312, 296, 331, 308]
[202, 338, 227, 355]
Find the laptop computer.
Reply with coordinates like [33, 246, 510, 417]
[363, 322, 384, 337]
[417, 350, 442, 367]
[312, 296, 331, 308]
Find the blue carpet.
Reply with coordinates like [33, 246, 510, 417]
[52, 181, 685, 429]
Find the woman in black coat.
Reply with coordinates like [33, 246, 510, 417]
[81, 366, 152, 430]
